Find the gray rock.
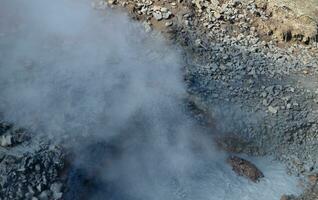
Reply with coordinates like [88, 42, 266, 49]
[165, 21, 173, 27]
[162, 11, 172, 19]
[0, 135, 12, 147]
[153, 11, 162, 21]
[107, 0, 116, 5]
[38, 190, 51, 200]
[268, 106, 278, 114]
[53, 192, 63, 200]
[50, 182, 63, 194]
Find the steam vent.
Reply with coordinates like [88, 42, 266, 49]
[1, 0, 318, 199]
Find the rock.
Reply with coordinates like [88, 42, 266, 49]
[165, 21, 173, 27]
[280, 195, 289, 200]
[35, 164, 41, 171]
[282, 30, 292, 42]
[268, 106, 278, 114]
[214, 11, 222, 19]
[194, 39, 202, 47]
[153, 11, 163, 21]
[108, 0, 116, 5]
[36, 183, 43, 192]
[227, 156, 264, 182]
[280, 194, 296, 200]
[308, 174, 318, 186]
[160, 7, 168, 13]
[0, 134, 12, 147]
[38, 190, 52, 200]
[193, 0, 202, 11]
[162, 11, 172, 19]
[50, 182, 63, 194]
[53, 192, 63, 200]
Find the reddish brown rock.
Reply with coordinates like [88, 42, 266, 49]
[308, 174, 318, 186]
[227, 156, 264, 182]
[280, 194, 295, 200]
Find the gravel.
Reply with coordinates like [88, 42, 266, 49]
[0, 122, 65, 200]
[0, 0, 317, 199]
[114, 0, 318, 198]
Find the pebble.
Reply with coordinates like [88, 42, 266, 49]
[0, 135, 12, 147]
[165, 21, 173, 27]
[162, 11, 172, 19]
[153, 11, 163, 20]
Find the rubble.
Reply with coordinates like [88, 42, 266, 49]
[1, 0, 318, 199]
[110, 1, 316, 198]
[0, 122, 29, 147]
[0, 122, 65, 200]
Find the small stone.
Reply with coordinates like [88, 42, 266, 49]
[28, 185, 35, 194]
[25, 193, 33, 199]
[35, 164, 41, 171]
[37, 184, 42, 192]
[38, 190, 51, 200]
[152, 5, 161, 11]
[308, 174, 318, 186]
[108, 0, 116, 5]
[53, 192, 63, 200]
[280, 194, 295, 200]
[160, 7, 168, 12]
[214, 11, 222, 19]
[165, 21, 173, 27]
[195, 39, 202, 47]
[268, 106, 278, 114]
[220, 64, 227, 71]
[260, 91, 267, 98]
[153, 11, 163, 20]
[162, 11, 172, 19]
[50, 182, 63, 194]
[0, 134, 12, 147]
[280, 195, 289, 200]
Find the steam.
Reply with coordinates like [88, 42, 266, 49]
[0, 0, 301, 199]
[0, 0, 185, 141]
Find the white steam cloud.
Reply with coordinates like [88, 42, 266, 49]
[0, 0, 301, 199]
[0, 0, 185, 141]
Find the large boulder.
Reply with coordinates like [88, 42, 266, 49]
[227, 156, 264, 182]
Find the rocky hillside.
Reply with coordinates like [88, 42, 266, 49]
[102, 0, 318, 199]
[0, 0, 318, 199]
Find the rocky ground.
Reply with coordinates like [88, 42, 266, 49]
[1, 0, 318, 199]
[107, 0, 318, 198]
[0, 122, 65, 200]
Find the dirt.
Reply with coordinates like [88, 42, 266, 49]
[254, 0, 318, 44]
